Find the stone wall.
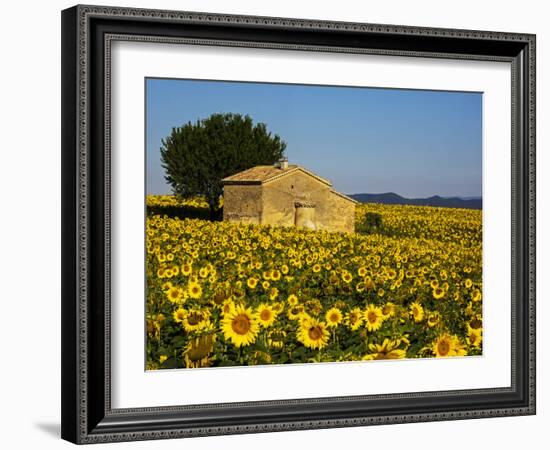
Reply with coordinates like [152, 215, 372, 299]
[223, 169, 355, 233]
[223, 184, 262, 224]
[261, 171, 330, 227]
[325, 191, 356, 233]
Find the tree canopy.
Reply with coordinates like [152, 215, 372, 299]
[160, 113, 286, 219]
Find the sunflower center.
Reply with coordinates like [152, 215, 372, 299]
[308, 326, 323, 341]
[437, 339, 450, 355]
[329, 313, 339, 322]
[231, 314, 251, 335]
[187, 312, 202, 326]
[260, 309, 272, 321]
[367, 311, 377, 323]
[470, 319, 482, 329]
[213, 292, 225, 305]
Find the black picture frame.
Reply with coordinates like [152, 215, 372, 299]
[61, 4, 536, 444]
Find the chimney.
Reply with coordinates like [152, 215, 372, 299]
[276, 156, 288, 170]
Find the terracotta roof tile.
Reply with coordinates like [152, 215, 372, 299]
[222, 165, 332, 186]
[222, 165, 298, 183]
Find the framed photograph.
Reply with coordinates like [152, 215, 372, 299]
[61, 4, 536, 444]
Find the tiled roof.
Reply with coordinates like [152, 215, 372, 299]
[222, 165, 298, 183]
[222, 165, 332, 187]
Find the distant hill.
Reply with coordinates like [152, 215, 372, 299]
[349, 192, 482, 209]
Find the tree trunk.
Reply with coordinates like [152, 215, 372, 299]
[209, 199, 221, 221]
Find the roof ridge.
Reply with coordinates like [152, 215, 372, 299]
[222, 164, 333, 186]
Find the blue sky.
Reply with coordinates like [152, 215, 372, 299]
[146, 78, 482, 198]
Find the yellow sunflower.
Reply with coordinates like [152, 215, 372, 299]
[287, 294, 298, 306]
[297, 312, 313, 327]
[362, 338, 407, 360]
[269, 287, 279, 301]
[187, 282, 202, 299]
[165, 286, 183, 303]
[297, 317, 330, 350]
[221, 305, 259, 347]
[410, 301, 424, 322]
[345, 307, 364, 331]
[325, 307, 343, 328]
[471, 289, 482, 302]
[363, 304, 384, 331]
[267, 329, 286, 348]
[181, 309, 210, 332]
[341, 271, 353, 283]
[364, 277, 375, 290]
[466, 328, 482, 348]
[246, 277, 258, 290]
[469, 317, 483, 331]
[256, 303, 278, 328]
[381, 302, 396, 318]
[432, 287, 446, 299]
[172, 308, 186, 323]
[180, 262, 192, 276]
[163, 268, 173, 279]
[184, 333, 216, 368]
[287, 305, 304, 320]
[221, 298, 236, 315]
[432, 333, 467, 357]
[427, 312, 441, 328]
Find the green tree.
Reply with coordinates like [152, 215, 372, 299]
[160, 113, 286, 220]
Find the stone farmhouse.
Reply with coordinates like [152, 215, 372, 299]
[221, 158, 356, 233]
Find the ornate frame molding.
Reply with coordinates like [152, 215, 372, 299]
[61, 4, 536, 444]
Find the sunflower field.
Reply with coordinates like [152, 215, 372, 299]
[146, 195, 482, 369]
